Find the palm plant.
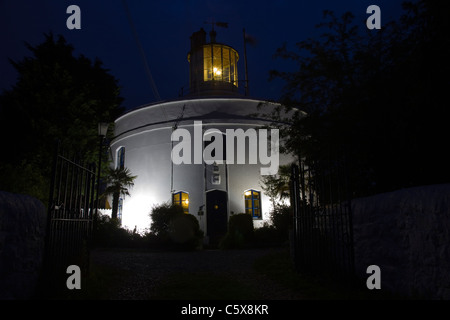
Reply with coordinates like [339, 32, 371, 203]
[102, 167, 137, 220]
[260, 164, 292, 208]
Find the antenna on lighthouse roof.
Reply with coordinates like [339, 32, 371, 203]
[204, 20, 228, 42]
[243, 28, 249, 96]
[204, 20, 229, 30]
[243, 28, 257, 97]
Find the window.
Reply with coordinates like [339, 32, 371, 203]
[211, 174, 220, 185]
[244, 190, 261, 219]
[202, 44, 239, 86]
[203, 46, 213, 81]
[222, 47, 230, 82]
[117, 147, 125, 169]
[118, 198, 123, 223]
[173, 191, 189, 214]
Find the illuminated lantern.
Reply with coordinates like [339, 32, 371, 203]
[187, 28, 239, 95]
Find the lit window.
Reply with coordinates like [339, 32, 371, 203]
[202, 44, 239, 86]
[117, 147, 125, 169]
[222, 47, 230, 82]
[244, 190, 261, 219]
[173, 191, 189, 214]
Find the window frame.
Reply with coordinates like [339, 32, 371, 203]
[118, 197, 123, 223]
[172, 191, 189, 214]
[203, 44, 239, 86]
[117, 146, 125, 169]
[244, 189, 262, 220]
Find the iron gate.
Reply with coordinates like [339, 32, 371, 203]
[42, 144, 96, 292]
[291, 158, 355, 279]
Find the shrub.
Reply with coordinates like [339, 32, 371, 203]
[150, 202, 185, 237]
[150, 202, 203, 250]
[92, 214, 135, 248]
[219, 213, 254, 249]
[168, 213, 204, 250]
[270, 204, 292, 240]
[253, 223, 285, 247]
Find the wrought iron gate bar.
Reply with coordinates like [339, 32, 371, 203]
[57, 154, 96, 174]
[43, 142, 96, 294]
[50, 218, 93, 222]
[291, 157, 355, 279]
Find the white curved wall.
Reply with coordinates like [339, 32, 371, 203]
[111, 97, 296, 233]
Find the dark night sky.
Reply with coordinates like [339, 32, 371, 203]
[1, 0, 404, 112]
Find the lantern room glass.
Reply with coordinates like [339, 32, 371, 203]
[203, 44, 238, 87]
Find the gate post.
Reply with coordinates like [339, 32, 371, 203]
[41, 140, 60, 292]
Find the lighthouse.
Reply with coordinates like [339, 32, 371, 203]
[187, 27, 240, 96]
[109, 27, 296, 244]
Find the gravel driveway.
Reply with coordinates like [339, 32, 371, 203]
[90, 247, 303, 300]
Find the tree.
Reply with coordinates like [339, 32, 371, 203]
[102, 167, 137, 220]
[269, 1, 450, 197]
[260, 164, 292, 208]
[260, 165, 293, 241]
[0, 33, 124, 202]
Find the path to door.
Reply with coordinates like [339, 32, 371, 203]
[90, 247, 304, 300]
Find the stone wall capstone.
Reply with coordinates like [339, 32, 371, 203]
[0, 191, 46, 299]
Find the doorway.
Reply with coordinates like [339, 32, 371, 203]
[206, 190, 228, 245]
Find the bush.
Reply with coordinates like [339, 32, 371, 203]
[150, 202, 185, 237]
[150, 202, 203, 250]
[92, 214, 165, 249]
[270, 204, 292, 240]
[253, 223, 286, 247]
[168, 213, 204, 250]
[92, 214, 137, 248]
[219, 213, 254, 249]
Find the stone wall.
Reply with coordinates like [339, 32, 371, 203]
[0, 191, 47, 299]
[352, 184, 450, 299]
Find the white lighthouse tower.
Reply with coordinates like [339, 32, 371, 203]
[110, 27, 295, 244]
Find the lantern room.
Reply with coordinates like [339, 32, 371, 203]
[187, 28, 240, 96]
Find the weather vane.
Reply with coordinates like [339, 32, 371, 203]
[204, 20, 229, 31]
